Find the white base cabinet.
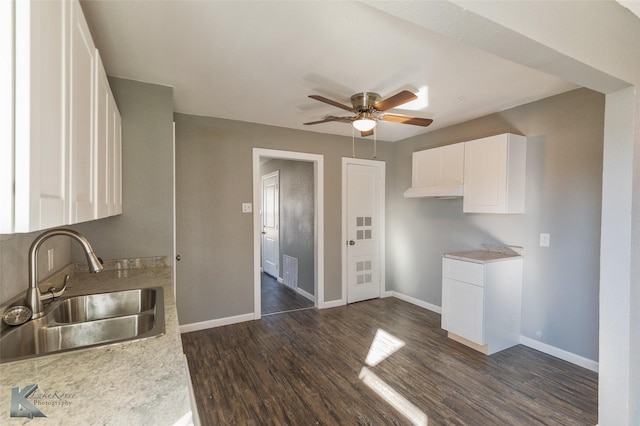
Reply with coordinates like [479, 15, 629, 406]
[441, 256, 523, 355]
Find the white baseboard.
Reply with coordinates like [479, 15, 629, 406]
[179, 295, 598, 373]
[321, 299, 345, 309]
[296, 287, 316, 302]
[179, 313, 255, 334]
[519, 336, 599, 372]
[390, 291, 442, 314]
[389, 292, 597, 371]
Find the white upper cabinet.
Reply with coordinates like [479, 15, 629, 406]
[463, 133, 527, 214]
[404, 143, 465, 198]
[96, 53, 110, 218]
[6, 0, 121, 233]
[96, 52, 122, 218]
[14, 0, 67, 232]
[0, 0, 14, 233]
[68, 0, 97, 224]
[110, 94, 123, 216]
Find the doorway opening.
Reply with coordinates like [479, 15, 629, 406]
[253, 149, 324, 319]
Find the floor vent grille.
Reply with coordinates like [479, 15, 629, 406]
[283, 255, 298, 290]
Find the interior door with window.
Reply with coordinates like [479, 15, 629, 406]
[261, 171, 280, 278]
[343, 159, 385, 303]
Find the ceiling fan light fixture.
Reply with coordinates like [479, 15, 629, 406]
[353, 115, 376, 132]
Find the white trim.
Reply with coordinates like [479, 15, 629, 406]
[390, 291, 442, 314]
[179, 313, 255, 334]
[322, 299, 346, 309]
[253, 148, 325, 320]
[389, 292, 597, 371]
[172, 122, 177, 299]
[296, 286, 315, 303]
[341, 157, 386, 303]
[519, 336, 599, 372]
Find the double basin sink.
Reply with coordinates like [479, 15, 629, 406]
[0, 287, 164, 364]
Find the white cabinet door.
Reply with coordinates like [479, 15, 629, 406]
[405, 143, 464, 197]
[413, 144, 465, 186]
[437, 143, 465, 186]
[412, 148, 440, 188]
[111, 100, 122, 215]
[95, 53, 111, 219]
[14, 0, 67, 232]
[442, 277, 485, 345]
[95, 51, 122, 218]
[463, 135, 508, 213]
[68, 0, 96, 224]
[0, 0, 14, 233]
[463, 133, 526, 214]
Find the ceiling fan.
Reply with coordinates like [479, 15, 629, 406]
[303, 90, 433, 137]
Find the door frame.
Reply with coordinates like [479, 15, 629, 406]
[252, 148, 325, 319]
[341, 157, 386, 303]
[260, 170, 280, 278]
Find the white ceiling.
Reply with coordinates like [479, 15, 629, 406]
[80, 1, 579, 142]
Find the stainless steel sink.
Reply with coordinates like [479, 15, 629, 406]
[51, 287, 158, 323]
[0, 287, 164, 363]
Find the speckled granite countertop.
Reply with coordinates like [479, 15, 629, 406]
[0, 258, 193, 425]
[444, 245, 523, 264]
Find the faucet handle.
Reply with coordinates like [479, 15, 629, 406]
[41, 275, 70, 301]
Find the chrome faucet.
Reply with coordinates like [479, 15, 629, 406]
[26, 228, 103, 319]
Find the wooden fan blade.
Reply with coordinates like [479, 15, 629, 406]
[382, 114, 433, 127]
[303, 116, 353, 125]
[308, 95, 355, 112]
[374, 90, 417, 111]
[303, 118, 335, 125]
[360, 129, 374, 137]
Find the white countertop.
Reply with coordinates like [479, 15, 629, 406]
[444, 249, 522, 264]
[0, 259, 193, 425]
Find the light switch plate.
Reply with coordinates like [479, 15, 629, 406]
[242, 203, 252, 213]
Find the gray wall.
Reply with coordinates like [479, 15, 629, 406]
[389, 88, 604, 361]
[0, 233, 71, 304]
[71, 78, 175, 261]
[174, 113, 394, 324]
[260, 159, 315, 296]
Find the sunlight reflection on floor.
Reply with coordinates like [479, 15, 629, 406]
[361, 329, 428, 425]
[365, 329, 406, 367]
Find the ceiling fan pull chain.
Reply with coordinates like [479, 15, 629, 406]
[352, 125, 356, 158]
[373, 131, 377, 159]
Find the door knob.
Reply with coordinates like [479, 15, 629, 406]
[348, 240, 355, 246]
[176, 255, 181, 261]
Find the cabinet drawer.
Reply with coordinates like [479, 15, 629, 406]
[442, 258, 484, 286]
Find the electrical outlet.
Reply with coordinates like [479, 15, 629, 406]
[539, 233, 550, 247]
[535, 330, 543, 339]
[47, 248, 55, 271]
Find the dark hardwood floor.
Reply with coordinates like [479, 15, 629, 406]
[181, 297, 598, 425]
[261, 272, 314, 315]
